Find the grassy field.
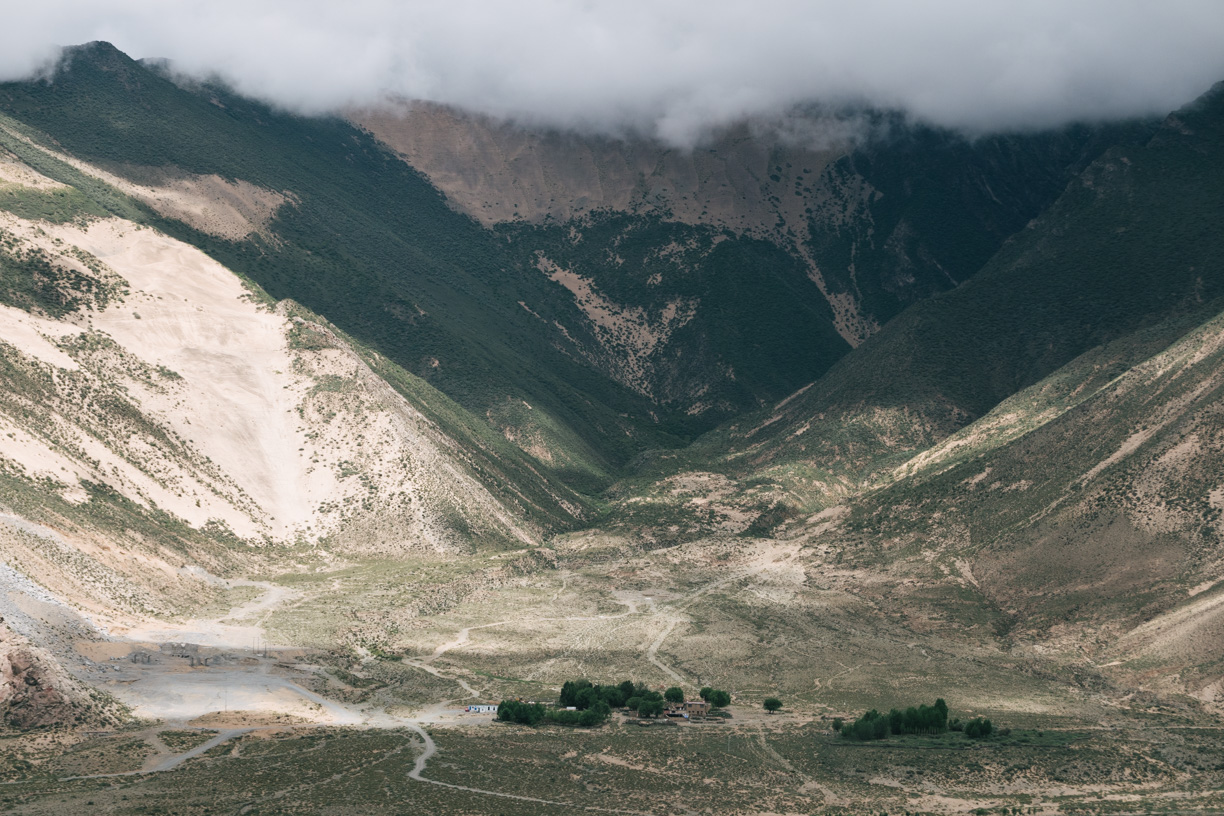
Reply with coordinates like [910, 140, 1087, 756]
[3, 715, 1222, 815]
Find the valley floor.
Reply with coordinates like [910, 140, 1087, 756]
[3, 527, 1222, 815]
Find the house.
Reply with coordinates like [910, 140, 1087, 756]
[663, 700, 711, 719]
[466, 704, 498, 714]
[683, 700, 710, 719]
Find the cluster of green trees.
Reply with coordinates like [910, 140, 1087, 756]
[837, 709, 892, 741]
[495, 700, 547, 725]
[836, 699, 992, 741]
[496, 697, 611, 727]
[499, 679, 738, 728]
[560, 678, 639, 710]
[960, 717, 993, 738]
[498, 678, 665, 728]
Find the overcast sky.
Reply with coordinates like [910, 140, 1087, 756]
[3, 1, 1224, 145]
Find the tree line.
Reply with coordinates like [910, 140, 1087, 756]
[497, 679, 734, 727]
[832, 699, 996, 741]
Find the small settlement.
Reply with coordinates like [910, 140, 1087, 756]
[664, 699, 711, 720]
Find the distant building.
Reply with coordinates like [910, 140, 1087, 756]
[682, 700, 710, 719]
[467, 704, 498, 714]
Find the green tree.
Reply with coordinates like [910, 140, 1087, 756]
[664, 687, 685, 704]
[763, 697, 782, 714]
[639, 699, 665, 718]
[598, 684, 627, 708]
[840, 709, 889, 741]
[831, 717, 844, 732]
[964, 717, 993, 739]
[575, 687, 599, 711]
[559, 679, 592, 708]
[933, 698, 949, 731]
[708, 689, 731, 708]
[579, 700, 612, 727]
[699, 686, 713, 702]
[497, 700, 545, 725]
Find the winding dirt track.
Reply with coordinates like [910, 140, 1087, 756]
[399, 721, 649, 814]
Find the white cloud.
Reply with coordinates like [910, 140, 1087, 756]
[3, 1, 1224, 144]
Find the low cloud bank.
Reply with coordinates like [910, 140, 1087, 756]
[3, 1, 1224, 145]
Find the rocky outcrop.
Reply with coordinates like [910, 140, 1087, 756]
[0, 619, 125, 730]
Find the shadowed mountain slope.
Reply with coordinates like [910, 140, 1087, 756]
[687, 81, 1224, 503]
[361, 103, 1150, 436]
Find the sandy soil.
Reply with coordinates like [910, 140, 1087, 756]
[0, 155, 66, 190]
[0, 210, 538, 554]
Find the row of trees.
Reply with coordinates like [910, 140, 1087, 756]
[500, 679, 738, 728]
[497, 698, 613, 727]
[834, 700, 992, 741]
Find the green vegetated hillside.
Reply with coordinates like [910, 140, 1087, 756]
[680, 80, 1224, 508]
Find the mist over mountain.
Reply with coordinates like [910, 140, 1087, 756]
[3, 2, 1224, 144]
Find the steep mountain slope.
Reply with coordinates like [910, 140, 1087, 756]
[1, 619, 126, 730]
[0, 43, 682, 489]
[826, 296, 1224, 705]
[0, 44, 1156, 489]
[361, 103, 1147, 331]
[685, 80, 1224, 506]
[0, 145, 595, 646]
